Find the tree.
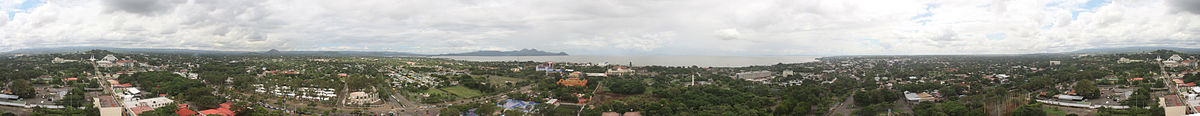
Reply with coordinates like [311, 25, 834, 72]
[56, 88, 87, 107]
[184, 87, 222, 109]
[9, 79, 35, 98]
[607, 79, 646, 94]
[200, 72, 229, 85]
[1073, 80, 1100, 99]
[853, 89, 900, 106]
[140, 103, 180, 116]
[1122, 88, 1154, 108]
[1010, 104, 1046, 116]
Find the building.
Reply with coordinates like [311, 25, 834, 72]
[123, 97, 174, 116]
[1165, 61, 1181, 67]
[536, 66, 554, 71]
[585, 73, 607, 77]
[781, 70, 795, 77]
[1162, 95, 1186, 116]
[735, 71, 774, 81]
[94, 96, 123, 116]
[605, 66, 636, 75]
[567, 72, 584, 78]
[1049, 61, 1061, 65]
[904, 91, 936, 102]
[0, 94, 18, 100]
[1170, 54, 1184, 61]
[198, 103, 236, 116]
[1054, 95, 1085, 101]
[52, 57, 78, 63]
[97, 61, 117, 67]
[557, 77, 588, 86]
[175, 104, 197, 116]
[102, 54, 119, 61]
[497, 99, 538, 113]
[346, 92, 380, 105]
[1118, 57, 1144, 63]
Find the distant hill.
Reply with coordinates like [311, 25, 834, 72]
[2, 47, 567, 57]
[1, 46, 426, 57]
[438, 49, 567, 56]
[1071, 47, 1200, 54]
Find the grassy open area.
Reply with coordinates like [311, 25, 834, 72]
[485, 75, 527, 85]
[441, 86, 484, 98]
[425, 88, 447, 95]
[1042, 107, 1067, 116]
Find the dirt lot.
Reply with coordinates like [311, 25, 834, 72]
[24, 85, 70, 105]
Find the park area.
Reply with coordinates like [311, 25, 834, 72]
[441, 86, 483, 98]
[484, 75, 526, 86]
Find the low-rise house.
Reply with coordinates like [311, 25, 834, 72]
[123, 97, 174, 116]
[198, 103, 236, 116]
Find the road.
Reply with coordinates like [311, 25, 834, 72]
[826, 91, 857, 116]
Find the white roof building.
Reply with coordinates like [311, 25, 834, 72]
[1170, 54, 1184, 61]
[1055, 95, 1085, 101]
[102, 55, 118, 61]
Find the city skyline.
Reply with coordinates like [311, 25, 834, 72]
[2, 0, 1199, 56]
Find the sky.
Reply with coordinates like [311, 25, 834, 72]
[0, 0, 1198, 56]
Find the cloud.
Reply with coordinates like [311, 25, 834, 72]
[1169, 0, 1200, 14]
[715, 28, 741, 40]
[0, 0, 1196, 56]
[101, 0, 185, 15]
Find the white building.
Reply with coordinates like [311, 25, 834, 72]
[585, 73, 607, 77]
[904, 91, 936, 102]
[1118, 57, 1144, 63]
[52, 57, 78, 63]
[123, 97, 174, 116]
[346, 92, 380, 105]
[1170, 54, 1184, 61]
[102, 55, 118, 61]
[605, 66, 636, 75]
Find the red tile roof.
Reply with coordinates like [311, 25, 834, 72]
[176, 108, 197, 116]
[129, 106, 154, 115]
[624, 112, 642, 116]
[198, 103, 236, 116]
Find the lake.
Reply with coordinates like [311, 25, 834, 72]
[432, 56, 822, 67]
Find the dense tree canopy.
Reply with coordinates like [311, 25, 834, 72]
[607, 79, 646, 94]
[9, 79, 35, 98]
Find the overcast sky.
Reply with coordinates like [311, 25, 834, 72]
[1, 0, 1198, 56]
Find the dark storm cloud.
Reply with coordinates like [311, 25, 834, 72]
[1170, 0, 1200, 14]
[102, 0, 185, 15]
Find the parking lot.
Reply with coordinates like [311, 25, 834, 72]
[1087, 85, 1136, 106]
[23, 85, 70, 105]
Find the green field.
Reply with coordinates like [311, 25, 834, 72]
[440, 86, 483, 98]
[485, 75, 527, 85]
[425, 88, 447, 95]
[1042, 107, 1067, 116]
